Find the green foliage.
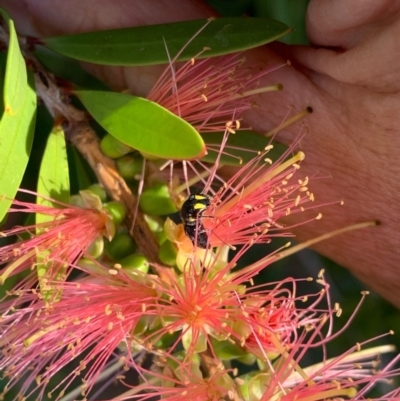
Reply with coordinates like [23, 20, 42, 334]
[4, 22, 26, 115]
[206, 0, 310, 44]
[42, 18, 291, 66]
[253, 0, 309, 44]
[0, 51, 6, 116]
[36, 124, 70, 296]
[0, 18, 36, 222]
[34, 47, 108, 90]
[36, 124, 70, 205]
[67, 146, 96, 193]
[75, 90, 206, 160]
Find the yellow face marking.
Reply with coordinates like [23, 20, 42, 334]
[194, 203, 207, 210]
[194, 194, 208, 201]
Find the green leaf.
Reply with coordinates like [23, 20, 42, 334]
[36, 124, 70, 299]
[0, 7, 11, 23]
[34, 46, 109, 90]
[75, 90, 205, 160]
[67, 146, 95, 193]
[201, 130, 288, 166]
[42, 17, 291, 66]
[254, 0, 309, 45]
[0, 52, 7, 118]
[36, 124, 70, 206]
[4, 21, 27, 115]
[0, 20, 36, 222]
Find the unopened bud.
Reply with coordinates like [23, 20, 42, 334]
[158, 240, 177, 266]
[100, 134, 132, 158]
[86, 235, 104, 259]
[120, 254, 149, 274]
[116, 155, 144, 180]
[103, 201, 127, 226]
[106, 232, 137, 260]
[140, 184, 178, 216]
[87, 184, 107, 202]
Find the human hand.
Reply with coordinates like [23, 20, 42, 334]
[2, 0, 400, 306]
[253, 0, 400, 307]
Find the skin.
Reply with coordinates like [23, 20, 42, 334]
[2, 0, 400, 306]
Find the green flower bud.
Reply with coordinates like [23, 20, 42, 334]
[158, 240, 177, 266]
[166, 351, 202, 383]
[144, 214, 164, 233]
[86, 235, 104, 259]
[143, 215, 166, 244]
[116, 155, 144, 180]
[237, 353, 256, 365]
[236, 372, 268, 401]
[87, 183, 107, 202]
[100, 133, 132, 158]
[105, 232, 137, 260]
[182, 328, 207, 353]
[69, 194, 86, 208]
[103, 201, 126, 226]
[211, 338, 247, 360]
[155, 230, 167, 245]
[139, 184, 178, 216]
[120, 254, 149, 274]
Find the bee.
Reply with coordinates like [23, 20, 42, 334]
[180, 192, 211, 248]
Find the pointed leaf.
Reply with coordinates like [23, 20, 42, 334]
[0, 19, 36, 222]
[0, 51, 7, 120]
[0, 8, 11, 23]
[36, 124, 70, 298]
[67, 146, 95, 193]
[75, 90, 205, 160]
[4, 21, 26, 115]
[34, 47, 108, 90]
[42, 18, 291, 66]
[36, 124, 70, 206]
[201, 130, 287, 166]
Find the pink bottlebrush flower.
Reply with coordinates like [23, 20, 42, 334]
[0, 190, 114, 286]
[0, 249, 317, 400]
[239, 276, 332, 360]
[203, 147, 324, 248]
[247, 278, 400, 401]
[136, 254, 337, 362]
[144, 43, 286, 191]
[147, 50, 283, 135]
[258, 339, 400, 401]
[119, 341, 400, 401]
[123, 51, 286, 227]
[1, 253, 399, 401]
[170, 141, 329, 253]
[120, 359, 237, 401]
[0, 269, 159, 401]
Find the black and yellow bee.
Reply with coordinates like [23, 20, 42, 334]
[180, 192, 211, 248]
